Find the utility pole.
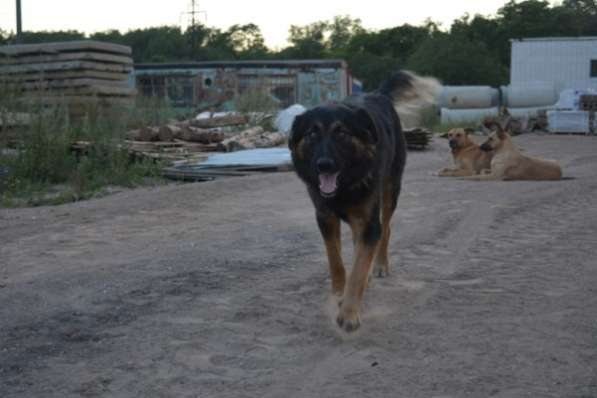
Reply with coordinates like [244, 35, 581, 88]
[190, 0, 197, 27]
[16, 0, 23, 43]
[187, 0, 206, 28]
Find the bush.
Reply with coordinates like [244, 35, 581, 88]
[0, 93, 164, 207]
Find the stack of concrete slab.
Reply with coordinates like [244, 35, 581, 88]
[0, 40, 135, 115]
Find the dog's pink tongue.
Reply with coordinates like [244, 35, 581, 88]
[319, 173, 339, 194]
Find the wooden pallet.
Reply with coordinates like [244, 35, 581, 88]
[0, 41, 135, 118]
[404, 128, 433, 150]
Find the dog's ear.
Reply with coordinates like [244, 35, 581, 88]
[464, 127, 475, 135]
[355, 108, 378, 144]
[289, 113, 308, 150]
[497, 117, 511, 139]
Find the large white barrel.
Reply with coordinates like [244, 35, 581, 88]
[503, 83, 558, 108]
[440, 107, 500, 124]
[439, 86, 499, 109]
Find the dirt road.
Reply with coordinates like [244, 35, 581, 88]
[1, 134, 596, 398]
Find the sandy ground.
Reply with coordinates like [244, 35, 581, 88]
[1, 134, 596, 398]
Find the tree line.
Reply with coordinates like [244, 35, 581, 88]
[1, 0, 596, 89]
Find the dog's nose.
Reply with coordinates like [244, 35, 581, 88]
[317, 158, 336, 173]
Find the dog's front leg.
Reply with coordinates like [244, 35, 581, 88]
[461, 172, 502, 181]
[438, 167, 461, 176]
[337, 207, 381, 332]
[439, 167, 475, 177]
[316, 213, 345, 297]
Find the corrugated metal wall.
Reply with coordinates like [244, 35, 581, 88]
[133, 63, 348, 109]
[511, 38, 597, 91]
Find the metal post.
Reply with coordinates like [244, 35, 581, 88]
[16, 0, 23, 44]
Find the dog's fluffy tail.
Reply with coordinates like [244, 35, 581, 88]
[377, 70, 442, 129]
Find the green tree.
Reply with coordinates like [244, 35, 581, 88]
[407, 33, 507, 86]
[227, 23, 269, 59]
[18, 30, 85, 44]
[282, 21, 329, 59]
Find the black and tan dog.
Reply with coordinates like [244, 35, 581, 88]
[438, 128, 493, 177]
[289, 71, 440, 332]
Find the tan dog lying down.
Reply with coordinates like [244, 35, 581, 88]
[465, 125, 562, 181]
[439, 128, 493, 177]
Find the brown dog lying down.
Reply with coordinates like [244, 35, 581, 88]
[465, 125, 562, 181]
[439, 128, 493, 177]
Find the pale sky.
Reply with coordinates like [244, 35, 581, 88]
[0, 0, 550, 49]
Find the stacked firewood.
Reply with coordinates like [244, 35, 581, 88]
[123, 113, 286, 162]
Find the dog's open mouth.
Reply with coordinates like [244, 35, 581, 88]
[319, 172, 340, 198]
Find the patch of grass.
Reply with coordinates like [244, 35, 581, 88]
[0, 92, 166, 208]
[234, 87, 280, 115]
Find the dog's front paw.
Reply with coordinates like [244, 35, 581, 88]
[336, 303, 361, 332]
[372, 263, 388, 278]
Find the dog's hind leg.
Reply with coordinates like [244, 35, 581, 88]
[373, 182, 398, 277]
[317, 213, 346, 297]
[337, 202, 381, 332]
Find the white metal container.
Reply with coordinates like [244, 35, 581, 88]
[511, 37, 597, 92]
[547, 110, 591, 134]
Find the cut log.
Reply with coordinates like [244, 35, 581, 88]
[254, 132, 286, 148]
[216, 126, 264, 152]
[125, 126, 159, 142]
[190, 114, 248, 129]
[180, 126, 225, 144]
[157, 125, 176, 142]
[216, 128, 286, 152]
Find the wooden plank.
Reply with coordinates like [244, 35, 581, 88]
[0, 41, 132, 57]
[21, 95, 135, 106]
[20, 85, 137, 97]
[0, 52, 133, 66]
[1, 70, 130, 82]
[17, 78, 130, 90]
[0, 60, 133, 75]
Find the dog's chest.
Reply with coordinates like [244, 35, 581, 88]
[492, 152, 516, 171]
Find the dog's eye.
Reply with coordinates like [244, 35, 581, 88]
[307, 131, 317, 140]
